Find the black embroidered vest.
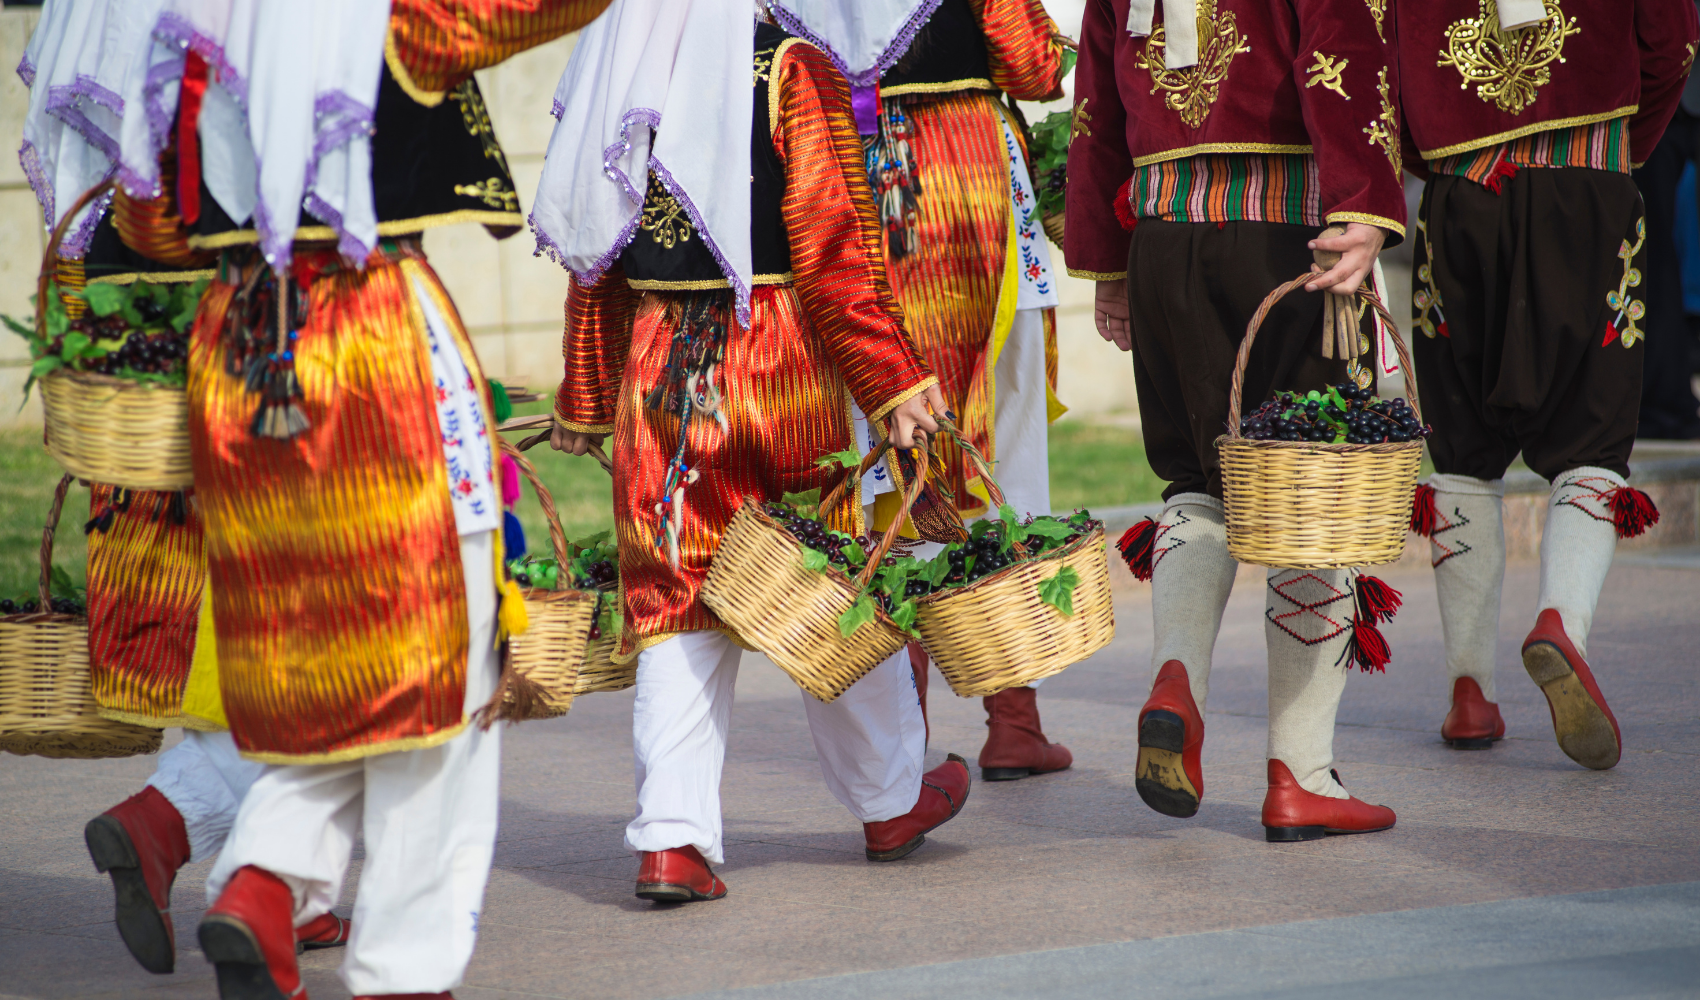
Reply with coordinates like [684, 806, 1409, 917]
[620, 22, 792, 288]
[879, 0, 993, 97]
[192, 61, 522, 247]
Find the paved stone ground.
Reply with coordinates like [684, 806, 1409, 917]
[3, 555, 1697, 1000]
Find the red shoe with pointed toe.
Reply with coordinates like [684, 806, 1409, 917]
[84, 786, 191, 974]
[1522, 608, 1621, 770]
[198, 866, 305, 1000]
[294, 912, 351, 952]
[1135, 660, 1204, 818]
[635, 845, 727, 903]
[864, 753, 971, 861]
[1262, 760, 1396, 842]
[1441, 677, 1506, 749]
[978, 686, 1073, 781]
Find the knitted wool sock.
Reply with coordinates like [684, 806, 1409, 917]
[1427, 474, 1507, 702]
[1265, 568, 1353, 799]
[1148, 493, 1238, 711]
[1537, 467, 1626, 658]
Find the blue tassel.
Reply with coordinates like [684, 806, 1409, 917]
[503, 510, 527, 560]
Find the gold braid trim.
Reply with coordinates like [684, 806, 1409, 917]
[866, 375, 941, 425]
[1419, 107, 1637, 161]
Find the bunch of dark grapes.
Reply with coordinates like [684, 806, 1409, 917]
[763, 502, 874, 570]
[93, 328, 188, 377]
[0, 597, 83, 616]
[1238, 383, 1431, 444]
[575, 558, 617, 590]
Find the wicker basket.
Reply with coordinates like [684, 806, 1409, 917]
[36, 181, 194, 492]
[914, 417, 1115, 696]
[1217, 275, 1423, 569]
[1041, 212, 1065, 248]
[0, 475, 163, 758]
[573, 631, 636, 694]
[702, 438, 928, 702]
[476, 441, 598, 724]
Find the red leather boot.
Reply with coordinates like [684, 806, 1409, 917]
[909, 641, 930, 748]
[1135, 660, 1204, 818]
[978, 686, 1073, 781]
[1522, 608, 1621, 770]
[635, 845, 727, 903]
[294, 912, 351, 952]
[1441, 677, 1506, 749]
[84, 785, 191, 974]
[1261, 760, 1396, 842]
[198, 865, 305, 1000]
[864, 753, 971, 861]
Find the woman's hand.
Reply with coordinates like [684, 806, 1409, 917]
[1306, 222, 1387, 295]
[550, 423, 606, 456]
[890, 384, 949, 448]
[1094, 280, 1131, 351]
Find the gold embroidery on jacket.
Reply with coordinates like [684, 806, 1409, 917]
[1684, 41, 1697, 72]
[1070, 98, 1093, 145]
[449, 82, 519, 210]
[754, 46, 775, 85]
[640, 175, 695, 249]
[1363, 67, 1400, 179]
[1438, 0, 1580, 115]
[1414, 218, 1447, 339]
[453, 178, 519, 211]
[1366, 0, 1387, 40]
[1606, 218, 1646, 348]
[1134, 0, 1252, 129]
[1306, 53, 1350, 99]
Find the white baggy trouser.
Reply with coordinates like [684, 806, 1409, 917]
[626, 631, 927, 864]
[205, 530, 503, 997]
[145, 730, 265, 861]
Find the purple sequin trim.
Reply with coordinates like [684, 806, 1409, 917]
[154, 12, 248, 110]
[310, 90, 377, 164]
[305, 191, 371, 262]
[18, 139, 53, 226]
[551, 97, 565, 120]
[70, 73, 124, 114]
[17, 55, 35, 88]
[132, 57, 186, 198]
[46, 90, 122, 164]
[648, 157, 751, 329]
[59, 186, 116, 259]
[601, 108, 662, 204]
[769, 0, 942, 88]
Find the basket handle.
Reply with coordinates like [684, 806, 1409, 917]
[513, 424, 615, 475]
[931, 413, 1036, 557]
[1225, 273, 1418, 439]
[36, 180, 116, 337]
[37, 474, 73, 608]
[498, 437, 569, 582]
[814, 429, 932, 589]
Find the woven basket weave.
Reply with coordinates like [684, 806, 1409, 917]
[573, 632, 636, 694]
[702, 438, 927, 702]
[36, 181, 193, 492]
[915, 416, 1115, 696]
[1217, 274, 1423, 569]
[1041, 212, 1065, 248]
[477, 440, 597, 724]
[0, 475, 163, 758]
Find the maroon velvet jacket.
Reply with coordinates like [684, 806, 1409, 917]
[1397, 0, 1697, 171]
[1064, 0, 1406, 280]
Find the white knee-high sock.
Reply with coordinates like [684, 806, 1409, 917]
[1148, 493, 1239, 711]
[1427, 474, 1507, 701]
[1265, 568, 1354, 799]
[1538, 467, 1626, 659]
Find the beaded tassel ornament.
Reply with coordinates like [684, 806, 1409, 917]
[864, 97, 921, 258]
[646, 294, 729, 570]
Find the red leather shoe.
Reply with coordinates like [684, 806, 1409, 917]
[295, 912, 351, 952]
[1441, 677, 1506, 749]
[1262, 760, 1396, 842]
[1135, 660, 1204, 818]
[978, 686, 1073, 780]
[1522, 608, 1621, 770]
[864, 753, 971, 861]
[198, 865, 304, 1000]
[351, 994, 452, 999]
[84, 786, 191, 974]
[635, 845, 727, 903]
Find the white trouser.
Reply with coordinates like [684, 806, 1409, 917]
[205, 531, 503, 997]
[991, 308, 1052, 521]
[146, 730, 265, 861]
[627, 631, 927, 864]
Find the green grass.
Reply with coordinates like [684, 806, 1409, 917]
[0, 412, 1166, 595]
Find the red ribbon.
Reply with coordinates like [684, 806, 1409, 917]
[176, 51, 209, 226]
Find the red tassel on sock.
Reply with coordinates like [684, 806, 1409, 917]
[1606, 486, 1659, 539]
[1342, 618, 1392, 673]
[1354, 574, 1403, 625]
[1114, 177, 1138, 233]
[1410, 483, 1437, 537]
[1482, 160, 1519, 194]
[1117, 518, 1157, 581]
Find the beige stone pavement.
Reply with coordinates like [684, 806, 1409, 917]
[2, 554, 1698, 1000]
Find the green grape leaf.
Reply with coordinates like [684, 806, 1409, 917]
[842, 543, 866, 567]
[49, 564, 83, 602]
[926, 549, 953, 586]
[970, 518, 997, 539]
[1, 313, 35, 339]
[799, 547, 829, 572]
[813, 448, 862, 470]
[890, 599, 918, 633]
[118, 297, 146, 327]
[60, 330, 92, 361]
[1058, 47, 1078, 79]
[169, 278, 209, 332]
[1023, 518, 1073, 540]
[81, 283, 126, 317]
[29, 355, 63, 379]
[781, 488, 822, 518]
[1037, 565, 1081, 617]
[838, 594, 877, 637]
[964, 553, 977, 577]
[876, 561, 911, 596]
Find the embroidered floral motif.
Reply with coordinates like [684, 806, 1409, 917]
[753, 46, 775, 85]
[640, 174, 695, 249]
[1366, 0, 1387, 40]
[1004, 123, 1055, 301]
[1306, 52, 1351, 99]
[1134, 0, 1252, 130]
[1363, 67, 1400, 180]
[450, 81, 508, 168]
[1438, 0, 1580, 116]
[1605, 217, 1646, 348]
[1414, 217, 1449, 339]
[453, 177, 519, 211]
[1069, 98, 1093, 145]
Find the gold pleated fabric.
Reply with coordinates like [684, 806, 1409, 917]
[86, 486, 206, 728]
[189, 249, 476, 764]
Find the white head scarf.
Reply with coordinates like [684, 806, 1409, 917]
[765, 0, 939, 87]
[529, 0, 755, 326]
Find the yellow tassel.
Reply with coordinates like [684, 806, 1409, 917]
[498, 576, 529, 641]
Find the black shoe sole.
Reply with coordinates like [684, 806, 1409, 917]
[84, 814, 175, 975]
[981, 767, 1031, 781]
[199, 917, 291, 1000]
[1264, 823, 1395, 843]
[1444, 736, 1498, 750]
[865, 833, 925, 862]
[1135, 710, 1199, 819]
[635, 882, 726, 903]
